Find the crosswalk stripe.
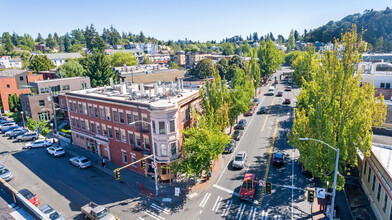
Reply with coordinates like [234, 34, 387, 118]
[221, 199, 232, 216]
[235, 203, 243, 219]
[248, 206, 254, 220]
[150, 203, 169, 215]
[200, 192, 211, 208]
[138, 217, 145, 220]
[144, 210, 165, 220]
[199, 192, 211, 207]
[252, 208, 257, 220]
[238, 204, 246, 220]
[212, 196, 222, 212]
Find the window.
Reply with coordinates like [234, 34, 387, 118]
[115, 129, 120, 141]
[38, 111, 50, 121]
[377, 183, 381, 201]
[73, 103, 77, 112]
[119, 112, 124, 124]
[372, 175, 376, 191]
[96, 124, 100, 135]
[368, 167, 372, 182]
[90, 122, 95, 133]
[82, 82, 87, 90]
[100, 107, 105, 119]
[364, 160, 367, 175]
[144, 136, 150, 149]
[40, 87, 49, 94]
[79, 103, 83, 114]
[105, 107, 111, 121]
[85, 120, 89, 131]
[94, 107, 98, 118]
[171, 142, 177, 156]
[142, 116, 148, 129]
[71, 118, 75, 127]
[121, 130, 126, 143]
[69, 101, 73, 112]
[83, 103, 87, 115]
[122, 152, 127, 164]
[81, 120, 85, 130]
[387, 83, 391, 89]
[159, 122, 165, 134]
[127, 113, 132, 125]
[152, 120, 156, 133]
[134, 114, 139, 126]
[102, 125, 106, 136]
[162, 168, 167, 175]
[62, 85, 70, 91]
[6, 84, 10, 88]
[161, 144, 167, 156]
[383, 193, 388, 213]
[169, 120, 175, 133]
[381, 83, 385, 88]
[132, 155, 137, 168]
[128, 133, 134, 145]
[186, 106, 190, 121]
[108, 127, 113, 138]
[39, 100, 45, 107]
[88, 106, 93, 116]
[136, 135, 141, 146]
[76, 119, 80, 128]
[181, 110, 184, 123]
[113, 110, 118, 122]
[19, 76, 24, 81]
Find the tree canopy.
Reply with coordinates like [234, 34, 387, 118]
[29, 55, 56, 73]
[85, 52, 116, 87]
[191, 59, 216, 78]
[257, 40, 284, 78]
[109, 51, 137, 67]
[57, 60, 85, 78]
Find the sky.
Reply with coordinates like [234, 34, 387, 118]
[1, 0, 390, 42]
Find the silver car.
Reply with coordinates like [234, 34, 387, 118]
[46, 146, 65, 157]
[16, 132, 38, 142]
[0, 123, 16, 131]
[39, 205, 64, 220]
[232, 151, 247, 169]
[0, 165, 13, 181]
[69, 156, 92, 169]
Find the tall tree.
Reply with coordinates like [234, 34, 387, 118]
[109, 52, 137, 67]
[86, 52, 116, 87]
[91, 33, 107, 53]
[139, 31, 146, 43]
[36, 33, 44, 43]
[46, 33, 56, 49]
[247, 49, 260, 93]
[11, 33, 20, 46]
[29, 55, 56, 73]
[20, 34, 35, 50]
[221, 42, 234, 55]
[84, 24, 96, 50]
[257, 40, 283, 78]
[191, 59, 216, 78]
[288, 26, 387, 190]
[4, 34, 14, 52]
[291, 46, 318, 87]
[287, 29, 296, 51]
[57, 60, 85, 78]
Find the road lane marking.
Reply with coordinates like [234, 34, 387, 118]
[212, 196, 222, 212]
[235, 203, 243, 219]
[238, 203, 246, 220]
[261, 97, 276, 132]
[151, 203, 170, 215]
[213, 184, 234, 194]
[221, 199, 232, 216]
[211, 196, 220, 211]
[138, 217, 145, 220]
[187, 192, 198, 199]
[199, 192, 211, 208]
[144, 210, 165, 220]
[199, 192, 210, 207]
[248, 206, 254, 220]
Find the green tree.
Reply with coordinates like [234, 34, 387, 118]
[141, 56, 152, 64]
[109, 52, 137, 67]
[216, 58, 228, 79]
[12, 94, 20, 111]
[57, 60, 85, 78]
[247, 49, 260, 93]
[291, 46, 318, 87]
[285, 50, 302, 66]
[8, 95, 14, 112]
[257, 40, 283, 78]
[91, 33, 107, 53]
[288, 26, 387, 190]
[36, 33, 44, 44]
[68, 44, 83, 53]
[39, 121, 51, 137]
[84, 24, 96, 50]
[286, 29, 296, 51]
[11, 33, 20, 46]
[221, 42, 234, 55]
[169, 61, 180, 69]
[20, 34, 35, 51]
[26, 118, 38, 131]
[29, 55, 56, 73]
[46, 33, 56, 49]
[86, 52, 116, 87]
[4, 34, 14, 53]
[191, 59, 216, 78]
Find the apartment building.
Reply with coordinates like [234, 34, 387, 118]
[64, 79, 199, 181]
[170, 50, 186, 66]
[186, 52, 211, 68]
[20, 77, 90, 121]
[127, 43, 158, 55]
[360, 62, 392, 99]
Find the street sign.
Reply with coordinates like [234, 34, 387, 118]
[151, 162, 157, 169]
[316, 187, 326, 199]
[259, 180, 265, 187]
[175, 187, 180, 197]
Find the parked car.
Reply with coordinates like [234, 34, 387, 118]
[253, 98, 260, 106]
[239, 173, 258, 201]
[69, 156, 92, 169]
[285, 86, 292, 91]
[272, 152, 284, 167]
[235, 119, 247, 130]
[23, 139, 52, 149]
[297, 160, 312, 176]
[224, 140, 236, 154]
[233, 130, 244, 141]
[0, 120, 12, 125]
[16, 132, 38, 142]
[232, 151, 247, 169]
[2, 125, 20, 134]
[283, 98, 291, 104]
[0, 123, 16, 131]
[258, 107, 267, 114]
[47, 146, 65, 157]
[9, 129, 28, 139]
[276, 91, 283, 97]
[19, 189, 39, 206]
[245, 106, 256, 116]
[81, 202, 116, 220]
[39, 205, 65, 220]
[0, 165, 13, 181]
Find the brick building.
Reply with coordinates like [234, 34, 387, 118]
[64, 79, 199, 181]
[20, 77, 90, 121]
[0, 69, 43, 113]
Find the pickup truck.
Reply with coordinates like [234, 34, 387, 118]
[81, 202, 118, 220]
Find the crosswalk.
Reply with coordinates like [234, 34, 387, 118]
[138, 203, 171, 220]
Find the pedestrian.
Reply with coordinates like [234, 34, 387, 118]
[102, 157, 106, 168]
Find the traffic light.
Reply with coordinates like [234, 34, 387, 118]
[140, 159, 145, 169]
[114, 169, 121, 180]
[307, 189, 315, 203]
[265, 182, 272, 195]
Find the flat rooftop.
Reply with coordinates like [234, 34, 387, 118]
[372, 134, 392, 179]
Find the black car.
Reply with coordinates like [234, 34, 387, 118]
[272, 152, 284, 167]
[276, 91, 283, 97]
[253, 98, 260, 106]
[235, 119, 247, 130]
[224, 140, 237, 153]
[258, 107, 267, 114]
[233, 130, 244, 141]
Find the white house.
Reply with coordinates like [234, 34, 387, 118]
[0, 56, 22, 69]
[32, 53, 83, 67]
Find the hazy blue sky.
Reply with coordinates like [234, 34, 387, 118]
[1, 0, 390, 41]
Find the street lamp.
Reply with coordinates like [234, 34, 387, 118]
[299, 137, 339, 220]
[50, 123, 54, 143]
[21, 111, 25, 128]
[129, 120, 158, 196]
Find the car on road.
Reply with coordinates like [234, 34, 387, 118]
[0, 123, 16, 131]
[276, 91, 283, 97]
[0, 165, 13, 181]
[274, 80, 278, 84]
[69, 156, 92, 169]
[232, 130, 244, 141]
[267, 87, 275, 96]
[258, 107, 267, 114]
[47, 146, 65, 157]
[283, 98, 291, 104]
[23, 139, 52, 149]
[232, 151, 247, 169]
[245, 106, 256, 116]
[81, 202, 116, 220]
[39, 205, 65, 220]
[16, 132, 38, 142]
[235, 119, 247, 130]
[224, 140, 236, 154]
[297, 160, 312, 176]
[285, 86, 292, 91]
[272, 152, 284, 167]
[19, 189, 39, 206]
[253, 98, 260, 106]
[2, 125, 20, 134]
[239, 173, 258, 201]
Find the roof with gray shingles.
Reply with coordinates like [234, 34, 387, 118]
[35, 53, 83, 60]
[0, 69, 27, 78]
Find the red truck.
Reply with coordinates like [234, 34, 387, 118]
[239, 173, 258, 201]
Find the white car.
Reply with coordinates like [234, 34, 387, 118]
[0, 123, 16, 130]
[23, 139, 52, 149]
[69, 156, 92, 169]
[39, 205, 64, 220]
[46, 146, 65, 157]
